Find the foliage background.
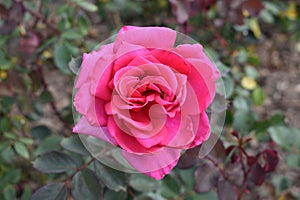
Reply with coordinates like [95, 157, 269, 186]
[0, 0, 299, 199]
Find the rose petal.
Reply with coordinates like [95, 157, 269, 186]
[73, 116, 117, 145]
[188, 112, 211, 148]
[151, 49, 191, 75]
[133, 105, 180, 148]
[74, 83, 99, 126]
[187, 62, 213, 112]
[167, 116, 195, 148]
[187, 58, 218, 100]
[76, 43, 114, 89]
[107, 116, 160, 153]
[175, 44, 219, 81]
[114, 27, 176, 53]
[122, 147, 181, 180]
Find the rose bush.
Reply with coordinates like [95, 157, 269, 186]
[73, 26, 219, 180]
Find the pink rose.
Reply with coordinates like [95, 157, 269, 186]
[73, 26, 219, 180]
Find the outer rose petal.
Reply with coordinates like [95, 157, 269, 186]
[188, 112, 211, 148]
[73, 116, 117, 145]
[122, 147, 181, 180]
[175, 44, 219, 81]
[114, 26, 176, 54]
[75, 43, 115, 126]
[75, 43, 114, 89]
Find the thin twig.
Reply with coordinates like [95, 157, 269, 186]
[20, 1, 60, 35]
[35, 62, 72, 135]
[205, 156, 228, 180]
[65, 157, 97, 184]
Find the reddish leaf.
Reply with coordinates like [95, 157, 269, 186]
[246, 155, 256, 166]
[0, 1, 24, 34]
[206, 139, 226, 163]
[194, 163, 219, 193]
[19, 31, 40, 55]
[190, 0, 216, 13]
[0, 21, 15, 34]
[217, 179, 238, 200]
[260, 149, 279, 172]
[250, 149, 278, 185]
[228, 9, 244, 25]
[178, 145, 202, 169]
[250, 163, 266, 185]
[0, 4, 9, 18]
[231, 131, 240, 139]
[9, 1, 25, 25]
[241, 0, 264, 16]
[224, 162, 243, 186]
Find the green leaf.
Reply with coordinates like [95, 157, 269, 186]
[216, 76, 234, 98]
[260, 10, 274, 24]
[245, 66, 258, 78]
[264, 1, 280, 15]
[135, 192, 167, 200]
[233, 97, 250, 110]
[31, 183, 67, 200]
[68, 56, 82, 75]
[286, 153, 300, 169]
[129, 174, 160, 192]
[158, 175, 181, 199]
[2, 0, 12, 8]
[192, 191, 218, 200]
[78, 16, 90, 35]
[21, 186, 31, 200]
[62, 29, 83, 40]
[237, 49, 248, 64]
[19, 137, 34, 145]
[14, 142, 30, 159]
[0, 118, 11, 132]
[61, 135, 89, 156]
[3, 132, 16, 140]
[268, 126, 292, 148]
[233, 110, 256, 134]
[38, 90, 53, 104]
[94, 161, 127, 192]
[30, 125, 52, 140]
[34, 135, 62, 156]
[291, 128, 300, 148]
[251, 87, 266, 106]
[178, 168, 195, 190]
[1, 147, 16, 163]
[103, 190, 127, 200]
[4, 184, 16, 200]
[33, 151, 77, 173]
[54, 42, 72, 75]
[71, 168, 102, 200]
[0, 169, 21, 188]
[0, 60, 12, 70]
[75, 1, 98, 12]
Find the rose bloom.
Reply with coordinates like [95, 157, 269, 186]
[73, 26, 219, 180]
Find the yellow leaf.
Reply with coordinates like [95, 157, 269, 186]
[159, 0, 168, 8]
[0, 71, 8, 80]
[241, 77, 257, 90]
[285, 2, 297, 20]
[243, 10, 250, 17]
[249, 18, 262, 39]
[10, 57, 18, 64]
[295, 42, 300, 53]
[42, 51, 52, 59]
[18, 25, 26, 35]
